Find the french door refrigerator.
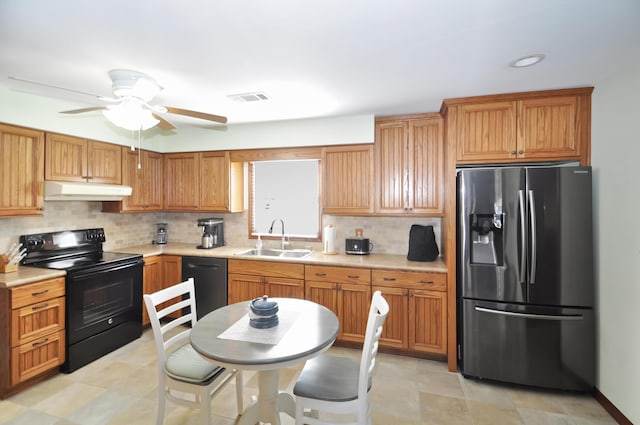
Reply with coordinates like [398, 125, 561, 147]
[457, 165, 594, 391]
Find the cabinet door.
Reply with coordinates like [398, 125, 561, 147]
[119, 149, 164, 212]
[409, 118, 444, 214]
[162, 255, 183, 287]
[45, 133, 88, 181]
[0, 124, 44, 216]
[200, 151, 229, 211]
[322, 145, 374, 214]
[144, 151, 164, 210]
[517, 96, 579, 160]
[337, 283, 371, 343]
[305, 280, 337, 317]
[11, 330, 65, 386]
[375, 121, 408, 213]
[374, 286, 408, 349]
[142, 256, 163, 325]
[164, 153, 200, 210]
[456, 101, 517, 163]
[87, 140, 121, 183]
[228, 274, 264, 305]
[266, 277, 304, 299]
[409, 289, 447, 355]
[11, 297, 65, 346]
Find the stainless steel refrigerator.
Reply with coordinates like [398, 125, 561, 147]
[457, 165, 594, 391]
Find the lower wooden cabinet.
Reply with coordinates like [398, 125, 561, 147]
[1, 277, 66, 398]
[228, 259, 305, 305]
[372, 269, 447, 355]
[305, 265, 371, 343]
[142, 255, 183, 325]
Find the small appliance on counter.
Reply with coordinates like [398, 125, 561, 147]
[345, 228, 373, 255]
[155, 223, 168, 244]
[197, 217, 224, 249]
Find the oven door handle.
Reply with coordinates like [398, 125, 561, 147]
[70, 259, 143, 279]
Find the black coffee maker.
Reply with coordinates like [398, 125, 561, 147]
[197, 218, 224, 249]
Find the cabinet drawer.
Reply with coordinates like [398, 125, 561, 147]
[305, 265, 371, 285]
[372, 270, 446, 291]
[228, 259, 304, 279]
[10, 278, 65, 309]
[11, 296, 65, 346]
[11, 330, 65, 386]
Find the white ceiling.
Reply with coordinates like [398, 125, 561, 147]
[1, 0, 639, 129]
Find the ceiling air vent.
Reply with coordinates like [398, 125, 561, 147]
[228, 92, 269, 102]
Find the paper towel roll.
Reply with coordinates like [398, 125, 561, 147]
[323, 225, 337, 254]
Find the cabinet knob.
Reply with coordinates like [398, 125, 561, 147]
[518, 150, 524, 154]
[347, 275, 359, 279]
[383, 277, 396, 282]
[420, 280, 434, 285]
[511, 150, 517, 155]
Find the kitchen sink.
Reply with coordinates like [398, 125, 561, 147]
[235, 248, 313, 259]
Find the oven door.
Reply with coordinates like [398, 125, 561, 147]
[66, 259, 143, 345]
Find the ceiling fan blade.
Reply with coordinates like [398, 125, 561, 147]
[165, 106, 227, 124]
[60, 106, 108, 114]
[9, 76, 103, 99]
[152, 113, 177, 130]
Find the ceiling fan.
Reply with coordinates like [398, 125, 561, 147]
[9, 69, 227, 130]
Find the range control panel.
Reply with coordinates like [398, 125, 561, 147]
[20, 228, 106, 253]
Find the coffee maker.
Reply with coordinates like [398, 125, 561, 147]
[197, 218, 224, 249]
[155, 223, 168, 244]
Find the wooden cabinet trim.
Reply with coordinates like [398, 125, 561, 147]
[305, 265, 371, 285]
[229, 259, 304, 280]
[10, 278, 65, 310]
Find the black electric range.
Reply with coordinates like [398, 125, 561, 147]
[19, 228, 143, 373]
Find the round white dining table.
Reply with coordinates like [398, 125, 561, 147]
[190, 297, 340, 425]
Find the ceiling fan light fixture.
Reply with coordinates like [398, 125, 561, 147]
[103, 100, 159, 131]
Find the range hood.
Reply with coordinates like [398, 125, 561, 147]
[44, 181, 132, 201]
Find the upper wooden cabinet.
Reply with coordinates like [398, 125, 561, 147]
[0, 124, 45, 217]
[102, 147, 163, 213]
[322, 144, 374, 215]
[45, 133, 122, 183]
[164, 151, 243, 212]
[375, 114, 444, 215]
[442, 87, 593, 165]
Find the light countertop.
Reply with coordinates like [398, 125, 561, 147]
[114, 242, 448, 273]
[1, 242, 447, 288]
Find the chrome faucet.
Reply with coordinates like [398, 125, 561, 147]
[268, 218, 290, 249]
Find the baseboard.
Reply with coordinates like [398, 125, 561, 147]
[594, 388, 633, 425]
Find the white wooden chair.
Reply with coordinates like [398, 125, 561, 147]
[143, 278, 243, 425]
[293, 290, 390, 425]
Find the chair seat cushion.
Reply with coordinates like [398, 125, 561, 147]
[293, 354, 370, 402]
[165, 343, 224, 384]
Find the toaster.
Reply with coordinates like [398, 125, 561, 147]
[345, 237, 373, 255]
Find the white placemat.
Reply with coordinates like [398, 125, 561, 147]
[217, 307, 301, 345]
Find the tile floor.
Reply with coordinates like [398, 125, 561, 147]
[0, 329, 616, 425]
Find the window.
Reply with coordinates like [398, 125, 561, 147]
[250, 160, 321, 241]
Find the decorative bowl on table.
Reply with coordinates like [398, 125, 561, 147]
[249, 295, 279, 329]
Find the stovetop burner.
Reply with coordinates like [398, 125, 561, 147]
[20, 228, 141, 272]
[35, 251, 141, 271]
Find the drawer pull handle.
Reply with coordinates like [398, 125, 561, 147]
[32, 303, 49, 311]
[315, 273, 327, 277]
[347, 275, 359, 279]
[32, 337, 49, 347]
[420, 280, 435, 284]
[383, 277, 396, 281]
[31, 289, 49, 296]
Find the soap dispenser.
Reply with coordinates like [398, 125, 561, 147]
[256, 234, 263, 250]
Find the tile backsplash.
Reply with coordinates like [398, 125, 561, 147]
[0, 201, 442, 257]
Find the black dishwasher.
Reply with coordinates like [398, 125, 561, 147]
[182, 256, 228, 320]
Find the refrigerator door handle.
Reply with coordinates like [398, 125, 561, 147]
[528, 189, 537, 284]
[518, 190, 527, 283]
[475, 306, 584, 321]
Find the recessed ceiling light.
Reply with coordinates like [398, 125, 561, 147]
[510, 54, 546, 68]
